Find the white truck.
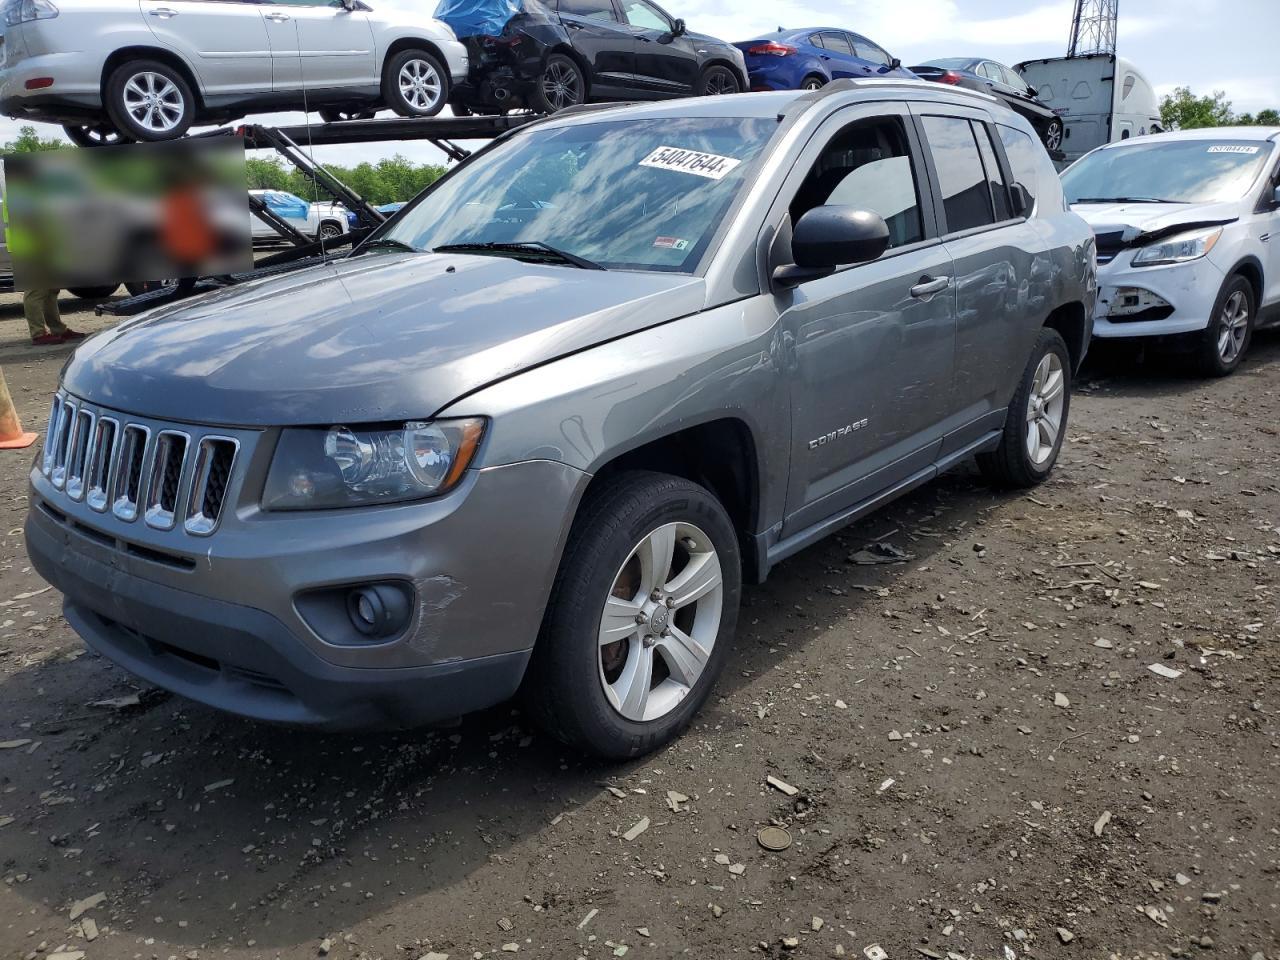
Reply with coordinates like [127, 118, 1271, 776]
[1015, 53, 1162, 167]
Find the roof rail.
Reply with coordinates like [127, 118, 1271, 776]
[778, 76, 999, 120]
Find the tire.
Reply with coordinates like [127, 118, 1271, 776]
[318, 107, 378, 123]
[977, 328, 1072, 489]
[316, 220, 344, 242]
[1194, 275, 1254, 377]
[62, 123, 131, 148]
[696, 64, 741, 96]
[1042, 117, 1064, 152]
[523, 471, 741, 759]
[105, 59, 195, 141]
[530, 53, 585, 114]
[800, 75, 826, 91]
[124, 278, 196, 297]
[67, 285, 120, 300]
[382, 48, 449, 117]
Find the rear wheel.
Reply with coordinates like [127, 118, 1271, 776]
[531, 53, 585, 114]
[1195, 275, 1254, 377]
[62, 123, 131, 147]
[105, 59, 194, 141]
[383, 48, 449, 117]
[316, 220, 344, 242]
[978, 328, 1071, 489]
[696, 64, 741, 96]
[800, 75, 826, 91]
[1042, 117, 1064, 152]
[318, 107, 378, 123]
[524, 472, 741, 758]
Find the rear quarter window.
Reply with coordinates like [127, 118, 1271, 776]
[997, 124, 1040, 213]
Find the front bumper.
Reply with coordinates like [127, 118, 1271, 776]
[0, 51, 104, 121]
[27, 453, 588, 730]
[1092, 253, 1224, 340]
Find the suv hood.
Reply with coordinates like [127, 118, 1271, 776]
[62, 252, 705, 427]
[1071, 200, 1240, 237]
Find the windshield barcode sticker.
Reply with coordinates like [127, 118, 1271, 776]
[1207, 145, 1259, 154]
[640, 146, 742, 180]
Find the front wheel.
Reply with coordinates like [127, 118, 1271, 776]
[67, 285, 120, 300]
[524, 472, 741, 759]
[1194, 275, 1254, 377]
[104, 60, 194, 141]
[531, 53, 585, 114]
[697, 64, 741, 96]
[1042, 117, 1064, 152]
[977, 328, 1071, 489]
[383, 48, 449, 117]
[316, 220, 344, 242]
[318, 107, 378, 123]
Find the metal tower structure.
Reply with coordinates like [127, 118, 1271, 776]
[1068, 0, 1119, 57]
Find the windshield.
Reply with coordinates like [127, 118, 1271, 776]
[1063, 139, 1274, 205]
[376, 117, 776, 272]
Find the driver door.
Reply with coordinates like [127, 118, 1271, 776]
[618, 0, 698, 95]
[770, 104, 957, 535]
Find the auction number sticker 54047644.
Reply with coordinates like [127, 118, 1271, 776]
[640, 146, 742, 180]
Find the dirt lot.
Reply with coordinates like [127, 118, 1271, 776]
[1, 293, 1277, 960]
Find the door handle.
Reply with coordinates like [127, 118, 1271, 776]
[565, 20, 583, 29]
[264, 11, 290, 20]
[909, 275, 951, 298]
[148, 7, 178, 16]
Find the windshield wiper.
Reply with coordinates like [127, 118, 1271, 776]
[1072, 196, 1188, 204]
[354, 237, 421, 254]
[432, 241, 606, 270]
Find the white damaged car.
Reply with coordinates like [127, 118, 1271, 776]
[1064, 126, 1280, 375]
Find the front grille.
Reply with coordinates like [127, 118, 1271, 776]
[1093, 229, 1126, 265]
[40, 392, 242, 537]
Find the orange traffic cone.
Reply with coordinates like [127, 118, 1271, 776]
[0, 366, 38, 450]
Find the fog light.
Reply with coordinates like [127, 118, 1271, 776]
[1106, 286, 1171, 318]
[345, 584, 411, 639]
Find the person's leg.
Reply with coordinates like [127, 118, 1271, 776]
[40, 289, 69, 335]
[23, 289, 50, 339]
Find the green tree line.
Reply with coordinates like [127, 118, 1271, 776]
[1160, 87, 1280, 130]
[246, 155, 446, 206]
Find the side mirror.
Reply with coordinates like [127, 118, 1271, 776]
[1272, 185, 1280, 207]
[1026, 85, 1039, 98]
[672, 18, 686, 36]
[1010, 183, 1031, 218]
[889, 57, 902, 70]
[773, 207, 890, 287]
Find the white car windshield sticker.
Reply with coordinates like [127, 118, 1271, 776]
[653, 236, 691, 250]
[640, 146, 742, 180]
[1207, 145, 1259, 154]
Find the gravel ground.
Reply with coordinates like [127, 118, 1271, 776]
[1, 294, 1278, 960]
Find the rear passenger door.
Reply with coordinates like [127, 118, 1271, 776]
[816, 32, 863, 80]
[771, 103, 957, 535]
[913, 107, 1048, 446]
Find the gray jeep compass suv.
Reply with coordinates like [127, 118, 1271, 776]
[27, 81, 1096, 758]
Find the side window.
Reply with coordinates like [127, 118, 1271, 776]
[973, 123, 1013, 221]
[789, 117, 925, 250]
[808, 33, 825, 49]
[264, 0, 336, 6]
[920, 114, 994, 233]
[1000, 65, 1028, 93]
[560, 0, 619, 21]
[620, 0, 669, 30]
[819, 32, 854, 57]
[976, 62, 999, 82]
[997, 123, 1040, 213]
[852, 36, 890, 66]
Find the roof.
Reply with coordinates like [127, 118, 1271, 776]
[1099, 126, 1280, 148]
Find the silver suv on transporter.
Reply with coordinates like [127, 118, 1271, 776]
[27, 82, 1096, 758]
[0, 0, 467, 145]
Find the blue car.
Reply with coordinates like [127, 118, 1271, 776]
[734, 28, 913, 91]
[347, 201, 407, 230]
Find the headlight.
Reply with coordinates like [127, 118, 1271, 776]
[1131, 226, 1222, 267]
[263, 418, 485, 510]
[4, 0, 59, 26]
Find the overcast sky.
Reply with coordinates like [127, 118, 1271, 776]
[3, 0, 1276, 172]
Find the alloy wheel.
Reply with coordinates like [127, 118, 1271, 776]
[802, 78, 825, 91]
[399, 58, 443, 112]
[704, 69, 738, 95]
[1025, 351, 1065, 465]
[1044, 121, 1064, 151]
[597, 521, 724, 722]
[542, 60, 582, 111]
[319, 223, 343, 241]
[1216, 290, 1249, 363]
[121, 72, 185, 135]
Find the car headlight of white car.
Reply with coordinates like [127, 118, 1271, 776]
[1131, 226, 1223, 267]
[3, 0, 58, 26]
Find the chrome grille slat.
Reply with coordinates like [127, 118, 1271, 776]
[85, 417, 119, 513]
[41, 392, 242, 536]
[65, 408, 95, 501]
[143, 431, 190, 531]
[184, 437, 239, 536]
